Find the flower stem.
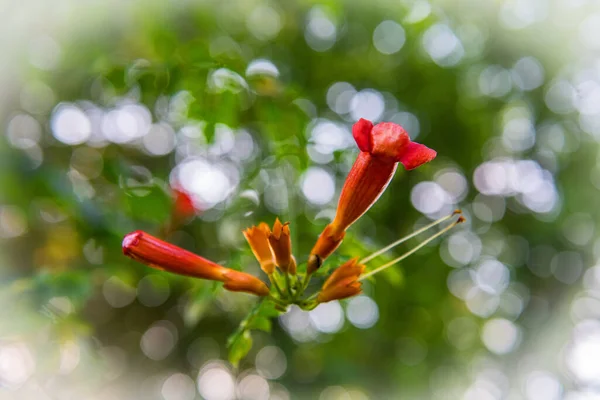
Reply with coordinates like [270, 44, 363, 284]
[302, 272, 308, 288]
[360, 210, 461, 264]
[284, 271, 293, 298]
[359, 216, 465, 281]
[268, 273, 283, 296]
[267, 294, 288, 308]
[305, 292, 319, 302]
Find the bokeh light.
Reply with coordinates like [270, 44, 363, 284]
[2, 0, 599, 399]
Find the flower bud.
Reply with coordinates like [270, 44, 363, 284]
[268, 218, 295, 274]
[122, 230, 227, 281]
[123, 230, 269, 297]
[243, 223, 276, 274]
[317, 258, 365, 303]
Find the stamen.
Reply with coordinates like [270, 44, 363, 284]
[360, 210, 461, 264]
[358, 216, 465, 281]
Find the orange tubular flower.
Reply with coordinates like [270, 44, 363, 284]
[122, 230, 269, 297]
[267, 218, 296, 274]
[243, 223, 276, 274]
[308, 118, 437, 274]
[317, 258, 365, 303]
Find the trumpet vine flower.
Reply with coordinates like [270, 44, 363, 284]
[122, 118, 462, 366]
[243, 222, 276, 275]
[317, 258, 365, 303]
[122, 230, 269, 297]
[307, 118, 437, 274]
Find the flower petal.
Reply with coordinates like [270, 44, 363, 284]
[318, 277, 363, 303]
[267, 219, 294, 273]
[243, 223, 276, 274]
[331, 153, 397, 233]
[321, 258, 363, 289]
[173, 188, 196, 218]
[352, 118, 373, 152]
[370, 122, 410, 161]
[397, 142, 437, 170]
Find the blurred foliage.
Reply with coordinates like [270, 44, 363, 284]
[1, 0, 600, 399]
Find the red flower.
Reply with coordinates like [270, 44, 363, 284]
[160, 187, 198, 236]
[123, 230, 270, 297]
[173, 188, 196, 220]
[308, 118, 436, 274]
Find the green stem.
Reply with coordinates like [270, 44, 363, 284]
[229, 299, 265, 345]
[301, 272, 311, 292]
[284, 271, 293, 298]
[305, 291, 319, 302]
[267, 295, 287, 309]
[297, 295, 319, 311]
[295, 274, 303, 295]
[268, 274, 283, 296]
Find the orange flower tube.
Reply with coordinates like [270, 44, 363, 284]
[221, 269, 270, 296]
[317, 258, 365, 303]
[243, 223, 276, 274]
[267, 218, 296, 274]
[122, 230, 269, 296]
[308, 119, 437, 274]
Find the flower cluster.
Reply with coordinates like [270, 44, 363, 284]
[122, 118, 453, 308]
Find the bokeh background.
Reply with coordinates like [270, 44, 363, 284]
[2, 0, 600, 399]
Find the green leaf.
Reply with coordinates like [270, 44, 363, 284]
[123, 185, 171, 224]
[312, 253, 347, 278]
[226, 300, 281, 366]
[228, 330, 252, 368]
[247, 300, 279, 332]
[257, 300, 280, 319]
[246, 316, 271, 333]
[383, 266, 404, 287]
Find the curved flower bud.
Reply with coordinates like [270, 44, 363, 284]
[268, 218, 296, 274]
[122, 230, 226, 280]
[317, 258, 365, 303]
[243, 223, 276, 274]
[122, 230, 269, 297]
[308, 118, 436, 274]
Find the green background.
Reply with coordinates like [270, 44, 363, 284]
[1, 0, 599, 399]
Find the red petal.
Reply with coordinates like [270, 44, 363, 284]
[352, 118, 373, 152]
[330, 153, 397, 233]
[370, 122, 410, 161]
[397, 142, 437, 170]
[174, 188, 196, 217]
